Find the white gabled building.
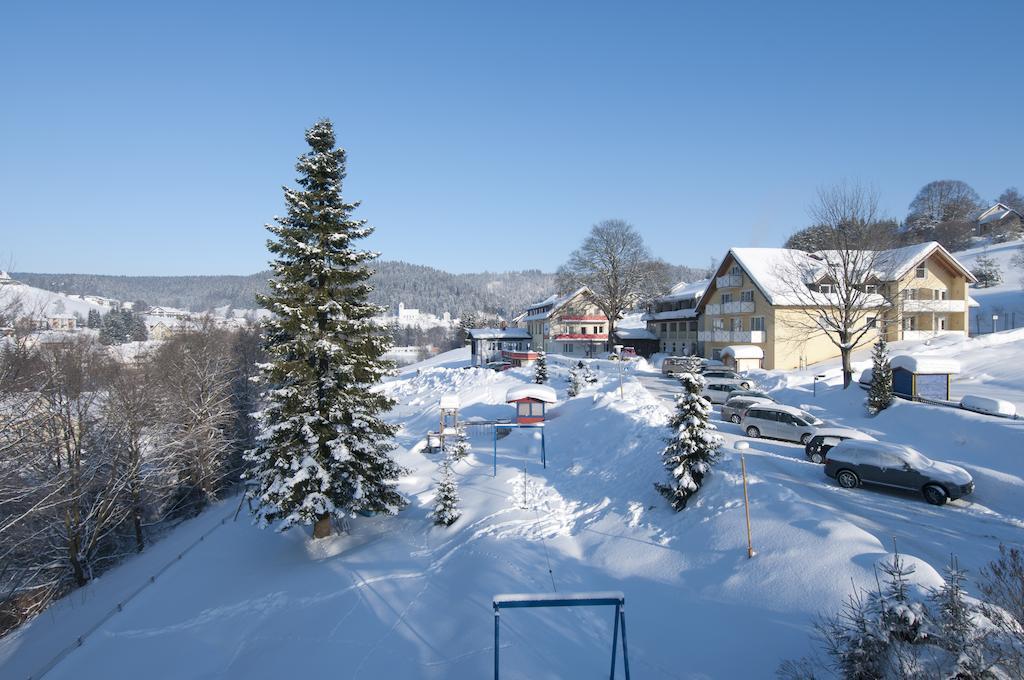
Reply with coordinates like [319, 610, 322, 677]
[643, 278, 709, 357]
[522, 287, 609, 357]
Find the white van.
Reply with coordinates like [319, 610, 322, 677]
[740, 404, 825, 444]
[702, 379, 749, 404]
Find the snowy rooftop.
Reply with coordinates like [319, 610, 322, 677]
[613, 327, 658, 340]
[659, 278, 710, 302]
[439, 394, 460, 410]
[505, 384, 557, 403]
[890, 354, 961, 375]
[522, 286, 592, 322]
[466, 327, 531, 340]
[978, 202, 1023, 224]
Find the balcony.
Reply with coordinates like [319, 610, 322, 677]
[901, 299, 967, 313]
[716, 275, 742, 289]
[706, 301, 755, 316]
[697, 330, 766, 343]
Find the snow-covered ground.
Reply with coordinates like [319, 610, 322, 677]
[2, 338, 1023, 679]
[957, 237, 1024, 328]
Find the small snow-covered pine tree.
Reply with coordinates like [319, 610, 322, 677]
[655, 371, 723, 510]
[244, 120, 406, 539]
[972, 255, 1003, 288]
[431, 458, 461, 527]
[567, 363, 582, 397]
[867, 335, 894, 414]
[448, 427, 471, 461]
[533, 351, 548, 384]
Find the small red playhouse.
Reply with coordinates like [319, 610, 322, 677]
[505, 385, 557, 424]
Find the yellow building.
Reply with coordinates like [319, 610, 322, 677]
[695, 242, 977, 371]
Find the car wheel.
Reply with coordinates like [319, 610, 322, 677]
[800, 433, 811, 445]
[745, 426, 760, 438]
[730, 414, 741, 424]
[810, 452, 824, 464]
[923, 484, 948, 506]
[836, 470, 859, 489]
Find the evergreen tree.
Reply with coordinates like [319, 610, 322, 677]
[244, 120, 407, 539]
[867, 335, 894, 414]
[655, 372, 723, 510]
[567, 363, 582, 397]
[86, 309, 102, 329]
[448, 426, 471, 461]
[533, 350, 548, 384]
[972, 255, 1003, 288]
[431, 457, 461, 527]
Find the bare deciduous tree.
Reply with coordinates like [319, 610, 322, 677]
[556, 219, 672, 344]
[776, 183, 904, 388]
[906, 179, 982, 230]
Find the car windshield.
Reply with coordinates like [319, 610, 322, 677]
[797, 411, 823, 426]
[897, 446, 933, 468]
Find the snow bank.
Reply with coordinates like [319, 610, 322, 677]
[890, 354, 961, 374]
[722, 344, 764, 360]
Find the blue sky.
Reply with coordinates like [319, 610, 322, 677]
[1, 1, 1021, 275]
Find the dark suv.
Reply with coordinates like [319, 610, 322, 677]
[804, 427, 876, 464]
[824, 440, 974, 506]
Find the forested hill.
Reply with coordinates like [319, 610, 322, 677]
[13, 261, 710, 318]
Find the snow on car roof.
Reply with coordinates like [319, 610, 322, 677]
[813, 427, 875, 440]
[505, 384, 557, 403]
[890, 354, 961, 374]
[745, 403, 812, 417]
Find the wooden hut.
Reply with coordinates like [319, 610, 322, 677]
[505, 385, 557, 424]
[890, 355, 961, 401]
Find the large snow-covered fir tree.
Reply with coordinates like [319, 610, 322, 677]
[655, 371, 723, 510]
[533, 351, 548, 384]
[867, 335, 894, 414]
[244, 119, 406, 539]
[431, 457, 461, 527]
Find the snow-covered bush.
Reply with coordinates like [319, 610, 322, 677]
[779, 549, 1023, 679]
[655, 371, 723, 510]
[447, 427, 471, 460]
[567, 364, 583, 397]
[533, 351, 548, 384]
[867, 336, 894, 414]
[431, 458, 461, 527]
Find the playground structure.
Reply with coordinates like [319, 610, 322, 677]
[426, 394, 461, 453]
[505, 384, 556, 424]
[492, 591, 631, 679]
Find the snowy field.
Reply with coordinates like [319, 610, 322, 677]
[2, 337, 1023, 679]
[956, 236, 1024, 328]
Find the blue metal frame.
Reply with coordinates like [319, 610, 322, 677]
[492, 592, 630, 679]
[492, 423, 546, 477]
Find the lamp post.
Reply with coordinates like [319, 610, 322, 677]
[813, 374, 826, 397]
[735, 441, 755, 559]
[992, 314, 999, 333]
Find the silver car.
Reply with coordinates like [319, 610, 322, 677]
[721, 396, 774, 424]
[741, 404, 825, 445]
[702, 379, 750, 404]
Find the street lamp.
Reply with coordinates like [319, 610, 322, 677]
[813, 374, 826, 397]
[735, 441, 755, 559]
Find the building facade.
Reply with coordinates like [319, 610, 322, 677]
[522, 287, 609, 357]
[466, 328, 533, 366]
[643, 279, 708, 356]
[695, 242, 976, 371]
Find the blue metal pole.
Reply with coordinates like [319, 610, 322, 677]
[541, 429, 546, 469]
[494, 607, 500, 680]
[619, 605, 631, 680]
[493, 427, 498, 477]
[609, 602, 620, 679]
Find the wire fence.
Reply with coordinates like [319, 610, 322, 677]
[972, 312, 1023, 335]
[24, 499, 242, 680]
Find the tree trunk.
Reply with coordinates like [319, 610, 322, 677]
[313, 513, 332, 539]
[841, 347, 853, 389]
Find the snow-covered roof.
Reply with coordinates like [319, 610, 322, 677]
[439, 394, 460, 410]
[978, 202, 1023, 225]
[890, 354, 961, 374]
[506, 384, 557, 403]
[721, 345, 764, 360]
[613, 327, 658, 340]
[466, 327, 532, 340]
[660, 278, 710, 302]
[522, 287, 593, 322]
[643, 308, 699, 321]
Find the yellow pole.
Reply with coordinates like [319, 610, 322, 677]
[736, 442, 754, 559]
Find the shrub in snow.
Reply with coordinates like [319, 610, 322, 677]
[779, 548, 1022, 679]
[867, 336, 894, 414]
[655, 371, 723, 510]
[447, 427, 471, 460]
[972, 254, 1003, 288]
[431, 458, 461, 527]
[567, 364, 583, 397]
[244, 120, 407, 539]
[533, 351, 548, 384]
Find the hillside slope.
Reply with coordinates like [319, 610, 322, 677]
[956, 237, 1024, 330]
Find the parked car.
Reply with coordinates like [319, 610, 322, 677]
[721, 396, 774, 424]
[703, 379, 750, 404]
[804, 427, 876, 464]
[824, 440, 974, 506]
[725, 389, 775, 404]
[485, 361, 513, 372]
[662, 357, 697, 375]
[701, 370, 752, 390]
[741, 404, 825, 444]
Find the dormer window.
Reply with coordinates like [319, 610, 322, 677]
[915, 263, 927, 278]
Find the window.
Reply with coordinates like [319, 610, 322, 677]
[936, 289, 948, 300]
[712, 318, 725, 331]
[661, 323, 668, 333]
[671, 343, 676, 353]
[864, 284, 877, 294]
[915, 263, 927, 278]
[530, 402, 545, 417]
[669, 322, 677, 333]
[867, 316, 877, 329]
[581, 327, 589, 335]
[594, 325, 602, 334]
[564, 343, 574, 352]
[730, 317, 743, 332]
[903, 316, 917, 331]
[937, 316, 947, 330]
[729, 265, 742, 277]
[689, 321, 698, 332]
[750, 409, 778, 422]
[712, 349, 722, 360]
[819, 284, 833, 294]
[740, 290, 754, 302]
[721, 293, 733, 304]
[750, 316, 765, 332]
